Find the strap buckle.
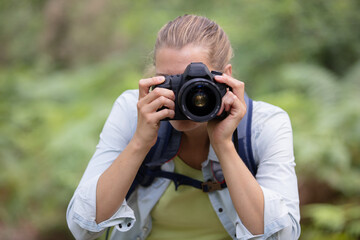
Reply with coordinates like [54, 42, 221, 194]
[201, 181, 222, 192]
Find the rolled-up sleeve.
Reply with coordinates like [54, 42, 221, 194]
[235, 102, 301, 239]
[67, 175, 136, 239]
[66, 90, 139, 240]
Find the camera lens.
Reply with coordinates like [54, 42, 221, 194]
[193, 91, 208, 107]
[178, 79, 222, 122]
[186, 84, 216, 117]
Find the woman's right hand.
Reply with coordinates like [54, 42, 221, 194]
[134, 76, 175, 149]
[95, 76, 175, 224]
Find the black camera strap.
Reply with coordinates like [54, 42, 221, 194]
[144, 166, 227, 192]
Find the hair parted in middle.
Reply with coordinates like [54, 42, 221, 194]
[154, 14, 233, 72]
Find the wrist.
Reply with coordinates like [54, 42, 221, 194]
[211, 139, 234, 155]
[131, 133, 155, 154]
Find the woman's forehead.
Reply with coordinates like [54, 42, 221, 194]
[155, 46, 212, 75]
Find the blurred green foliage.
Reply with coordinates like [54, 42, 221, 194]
[0, 0, 359, 239]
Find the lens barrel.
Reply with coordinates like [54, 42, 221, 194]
[178, 78, 222, 122]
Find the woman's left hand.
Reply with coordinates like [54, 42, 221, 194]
[208, 75, 265, 236]
[207, 74, 247, 146]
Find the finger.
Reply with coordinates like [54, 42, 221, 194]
[224, 92, 236, 112]
[138, 76, 165, 99]
[217, 92, 232, 116]
[152, 107, 175, 121]
[145, 95, 175, 113]
[217, 101, 225, 116]
[137, 86, 174, 108]
[218, 91, 241, 115]
[140, 87, 175, 107]
[214, 74, 245, 101]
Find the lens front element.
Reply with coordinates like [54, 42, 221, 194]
[178, 79, 222, 122]
[193, 90, 208, 108]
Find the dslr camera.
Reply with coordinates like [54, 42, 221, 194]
[152, 62, 228, 122]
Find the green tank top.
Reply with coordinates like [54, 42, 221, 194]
[147, 156, 231, 240]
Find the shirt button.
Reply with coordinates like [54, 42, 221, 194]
[143, 227, 148, 232]
[218, 208, 223, 213]
[127, 222, 132, 227]
[136, 237, 141, 240]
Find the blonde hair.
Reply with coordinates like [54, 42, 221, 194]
[154, 14, 233, 71]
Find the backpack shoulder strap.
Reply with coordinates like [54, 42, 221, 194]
[233, 93, 257, 176]
[212, 93, 256, 182]
[126, 121, 181, 199]
[144, 121, 181, 167]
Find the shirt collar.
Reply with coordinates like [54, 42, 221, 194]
[202, 144, 219, 168]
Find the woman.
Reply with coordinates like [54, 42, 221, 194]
[67, 15, 300, 240]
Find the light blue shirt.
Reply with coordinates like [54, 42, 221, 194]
[66, 90, 301, 240]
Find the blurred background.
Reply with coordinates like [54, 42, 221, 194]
[0, 0, 360, 239]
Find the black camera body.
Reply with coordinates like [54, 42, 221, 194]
[153, 62, 228, 122]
